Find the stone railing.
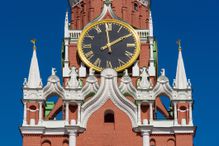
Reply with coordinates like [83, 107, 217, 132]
[69, 29, 150, 42]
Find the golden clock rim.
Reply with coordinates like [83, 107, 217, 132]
[77, 19, 141, 72]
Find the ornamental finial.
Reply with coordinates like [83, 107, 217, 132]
[176, 39, 182, 51]
[104, 0, 112, 5]
[31, 39, 37, 50]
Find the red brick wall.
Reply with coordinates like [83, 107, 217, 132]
[71, 0, 149, 29]
[175, 134, 193, 146]
[23, 135, 69, 146]
[77, 99, 142, 146]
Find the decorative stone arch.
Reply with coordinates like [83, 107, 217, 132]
[152, 74, 173, 100]
[80, 69, 138, 128]
[43, 74, 64, 99]
[84, 0, 123, 28]
[119, 70, 137, 99]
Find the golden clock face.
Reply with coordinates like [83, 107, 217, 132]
[77, 19, 140, 72]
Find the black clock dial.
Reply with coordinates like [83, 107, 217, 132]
[78, 20, 140, 72]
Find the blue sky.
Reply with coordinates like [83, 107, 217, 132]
[0, 0, 218, 145]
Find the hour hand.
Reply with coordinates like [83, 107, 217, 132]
[101, 44, 109, 51]
[101, 34, 132, 51]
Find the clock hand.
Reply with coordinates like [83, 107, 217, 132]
[101, 33, 132, 50]
[105, 23, 112, 53]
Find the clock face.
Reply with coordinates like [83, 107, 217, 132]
[77, 19, 140, 72]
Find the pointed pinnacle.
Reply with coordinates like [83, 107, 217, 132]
[176, 39, 182, 51]
[31, 39, 37, 50]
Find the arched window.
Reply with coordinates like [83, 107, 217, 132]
[29, 105, 37, 111]
[63, 140, 69, 146]
[104, 110, 115, 123]
[45, 96, 63, 120]
[150, 139, 156, 146]
[179, 106, 187, 111]
[42, 140, 51, 146]
[134, 3, 139, 11]
[155, 95, 173, 120]
[167, 139, 175, 146]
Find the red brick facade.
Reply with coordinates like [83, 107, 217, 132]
[21, 1, 196, 146]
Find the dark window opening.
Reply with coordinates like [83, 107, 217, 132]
[180, 106, 187, 111]
[29, 105, 37, 111]
[104, 110, 115, 123]
[134, 3, 138, 11]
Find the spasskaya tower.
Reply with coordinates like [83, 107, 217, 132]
[20, 0, 196, 146]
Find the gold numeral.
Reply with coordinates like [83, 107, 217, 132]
[94, 25, 102, 33]
[85, 51, 94, 60]
[125, 51, 133, 59]
[106, 23, 112, 31]
[127, 43, 136, 48]
[117, 26, 123, 33]
[106, 61, 112, 68]
[94, 58, 101, 67]
[83, 44, 92, 49]
[118, 59, 125, 66]
[85, 33, 94, 40]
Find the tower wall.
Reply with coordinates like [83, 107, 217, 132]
[77, 99, 142, 146]
[71, 0, 149, 29]
[21, 1, 196, 146]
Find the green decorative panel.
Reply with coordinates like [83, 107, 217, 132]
[45, 101, 55, 117]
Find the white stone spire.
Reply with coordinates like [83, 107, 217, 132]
[174, 40, 188, 89]
[63, 10, 71, 77]
[64, 10, 70, 38]
[148, 10, 156, 76]
[27, 39, 42, 88]
[149, 10, 153, 37]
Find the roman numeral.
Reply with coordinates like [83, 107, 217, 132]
[85, 51, 94, 60]
[106, 61, 112, 68]
[117, 26, 123, 33]
[127, 43, 136, 48]
[106, 23, 112, 31]
[118, 59, 125, 66]
[94, 58, 101, 67]
[94, 25, 102, 34]
[125, 51, 133, 59]
[85, 33, 94, 40]
[83, 44, 92, 49]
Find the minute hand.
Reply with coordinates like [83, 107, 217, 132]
[101, 34, 132, 50]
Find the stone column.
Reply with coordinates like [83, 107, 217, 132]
[69, 131, 77, 146]
[142, 131, 150, 146]
[149, 102, 153, 124]
[65, 102, 69, 125]
[64, 39, 69, 62]
[174, 102, 178, 125]
[77, 102, 81, 125]
[137, 102, 141, 125]
[189, 102, 193, 125]
[38, 101, 43, 125]
[23, 102, 27, 125]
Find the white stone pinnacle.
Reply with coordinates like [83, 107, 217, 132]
[64, 10, 70, 38]
[27, 48, 42, 88]
[175, 48, 188, 89]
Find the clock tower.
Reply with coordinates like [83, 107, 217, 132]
[20, 0, 196, 146]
